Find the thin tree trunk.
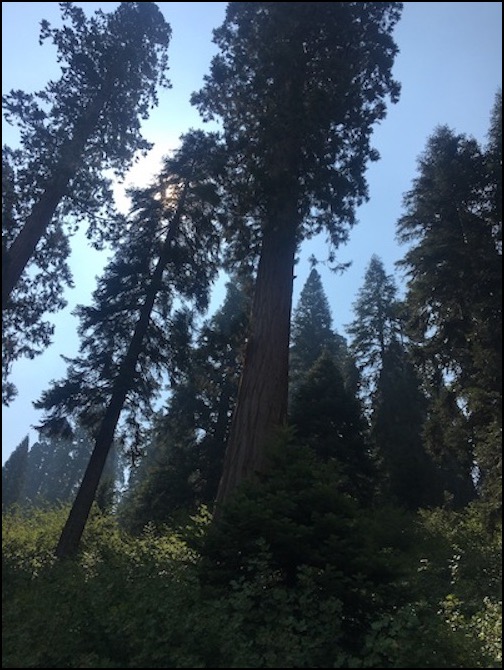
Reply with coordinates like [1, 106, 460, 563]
[215, 212, 298, 510]
[55, 186, 188, 559]
[2, 89, 110, 309]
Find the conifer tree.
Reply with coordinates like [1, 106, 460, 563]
[193, 2, 402, 505]
[2, 436, 29, 509]
[36, 131, 225, 557]
[290, 268, 347, 395]
[370, 339, 440, 509]
[397, 100, 502, 512]
[290, 351, 372, 500]
[122, 280, 250, 531]
[2, 3, 171, 402]
[347, 255, 401, 405]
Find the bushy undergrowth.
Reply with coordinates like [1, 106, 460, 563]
[2, 448, 502, 668]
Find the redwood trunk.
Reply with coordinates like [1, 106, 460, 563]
[215, 213, 298, 508]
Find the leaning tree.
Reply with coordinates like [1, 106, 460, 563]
[2, 2, 171, 402]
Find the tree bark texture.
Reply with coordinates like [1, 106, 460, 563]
[215, 212, 298, 509]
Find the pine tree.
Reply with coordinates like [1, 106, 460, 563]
[122, 280, 250, 531]
[2, 3, 171, 402]
[370, 339, 440, 510]
[289, 268, 347, 395]
[2, 436, 29, 509]
[397, 103, 502, 512]
[36, 131, 225, 557]
[422, 379, 476, 509]
[347, 255, 401, 405]
[290, 351, 372, 500]
[192, 2, 402, 506]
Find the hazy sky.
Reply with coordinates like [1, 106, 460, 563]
[2, 2, 502, 463]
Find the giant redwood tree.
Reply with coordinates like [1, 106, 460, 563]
[192, 1, 402, 507]
[2, 2, 171, 402]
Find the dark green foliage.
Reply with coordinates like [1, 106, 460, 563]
[370, 340, 441, 509]
[290, 351, 372, 500]
[121, 280, 250, 532]
[193, 2, 402, 243]
[422, 382, 477, 508]
[347, 255, 401, 401]
[397, 102, 502, 513]
[2, 436, 29, 508]
[3, 491, 501, 667]
[289, 268, 349, 394]
[2, 2, 171, 402]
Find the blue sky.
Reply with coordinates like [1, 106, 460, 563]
[2, 2, 502, 463]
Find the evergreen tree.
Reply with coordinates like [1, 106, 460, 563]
[2, 436, 29, 509]
[20, 422, 121, 508]
[192, 2, 402, 506]
[347, 255, 401, 405]
[422, 379, 476, 509]
[36, 131, 225, 557]
[397, 103, 502, 512]
[290, 351, 372, 501]
[370, 339, 440, 510]
[122, 280, 250, 531]
[289, 268, 347, 396]
[2, 3, 171, 402]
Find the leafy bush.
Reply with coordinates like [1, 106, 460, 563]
[2, 457, 501, 668]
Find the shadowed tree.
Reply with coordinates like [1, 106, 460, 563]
[2, 2, 171, 403]
[289, 268, 348, 398]
[2, 436, 29, 509]
[290, 351, 372, 501]
[397, 101, 502, 513]
[347, 255, 401, 408]
[192, 2, 402, 507]
[370, 339, 440, 510]
[121, 280, 250, 532]
[36, 131, 225, 557]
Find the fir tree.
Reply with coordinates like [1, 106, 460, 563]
[2, 436, 29, 509]
[289, 268, 347, 396]
[290, 351, 372, 501]
[122, 280, 250, 531]
[397, 103, 502, 513]
[347, 255, 401, 405]
[370, 339, 439, 510]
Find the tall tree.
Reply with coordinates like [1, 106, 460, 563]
[2, 2, 171, 402]
[17, 421, 121, 508]
[290, 351, 372, 501]
[2, 436, 29, 509]
[36, 131, 224, 557]
[289, 268, 347, 396]
[121, 279, 250, 532]
[370, 339, 441, 510]
[192, 2, 402, 506]
[422, 377, 476, 509]
[347, 255, 401, 405]
[397, 103, 502, 512]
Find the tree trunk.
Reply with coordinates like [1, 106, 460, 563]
[55, 187, 188, 559]
[2, 89, 110, 309]
[215, 211, 298, 509]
